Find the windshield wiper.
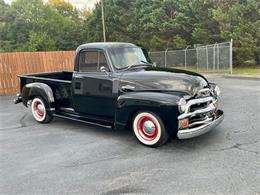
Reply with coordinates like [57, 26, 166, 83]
[125, 61, 152, 70]
[140, 60, 152, 65]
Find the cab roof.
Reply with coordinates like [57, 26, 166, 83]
[76, 42, 138, 53]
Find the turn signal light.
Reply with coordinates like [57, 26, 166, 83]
[180, 119, 189, 129]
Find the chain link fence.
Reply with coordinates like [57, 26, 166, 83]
[149, 40, 233, 73]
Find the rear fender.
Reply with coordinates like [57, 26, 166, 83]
[21, 82, 55, 112]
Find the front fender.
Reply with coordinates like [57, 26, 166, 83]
[21, 82, 55, 112]
[115, 92, 181, 135]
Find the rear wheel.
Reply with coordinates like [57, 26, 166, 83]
[31, 97, 53, 123]
[133, 112, 169, 147]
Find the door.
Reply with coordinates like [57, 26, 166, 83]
[72, 49, 118, 118]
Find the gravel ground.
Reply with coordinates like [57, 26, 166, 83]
[0, 76, 259, 195]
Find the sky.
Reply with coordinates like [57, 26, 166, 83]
[3, 0, 100, 10]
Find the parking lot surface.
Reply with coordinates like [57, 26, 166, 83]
[0, 76, 259, 194]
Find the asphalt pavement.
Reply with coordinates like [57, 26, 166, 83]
[0, 76, 259, 194]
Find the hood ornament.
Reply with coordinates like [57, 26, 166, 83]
[197, 88, 211, 97]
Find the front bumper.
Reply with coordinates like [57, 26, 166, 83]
[177, 109, 224, 139]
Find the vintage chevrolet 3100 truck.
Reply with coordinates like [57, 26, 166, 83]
[14, 42, 224, 147]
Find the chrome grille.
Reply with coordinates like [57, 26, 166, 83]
[183, 96, 214, 114]
[178, 89, 218, 129]
[189, 102, 209, 112]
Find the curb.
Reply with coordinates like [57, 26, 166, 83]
[203, 73, 260, 79]
[223, 75, 260, 80]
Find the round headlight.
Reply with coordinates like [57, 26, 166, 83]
[178, 98, 187, 113]
[214, 85, 221, 97]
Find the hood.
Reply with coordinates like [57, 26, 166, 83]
[119, 67, 209, 96]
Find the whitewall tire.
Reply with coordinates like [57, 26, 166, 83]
[31, 97, 53, 123]
[133, 112, 169, 147]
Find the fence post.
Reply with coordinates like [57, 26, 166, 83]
[213, 43, 217, 71]
[230, 39, 233, 74]
[196, 48, 199, 71]
[164, 48, 169, 68]
[206, 45, 209, 71]
[217, 43, 219, 70]
[184, 46, 189, 70]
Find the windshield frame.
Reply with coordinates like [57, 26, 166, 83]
[107, 46, 152, 70]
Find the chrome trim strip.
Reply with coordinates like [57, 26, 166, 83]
[188, 116, 213, 128]
[177, 110, 224, 139]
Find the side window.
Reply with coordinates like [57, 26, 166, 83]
[79, 51, 109, 72]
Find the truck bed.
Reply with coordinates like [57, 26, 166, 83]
[19, 71, 73, 83]
[19, 71, 73, 108]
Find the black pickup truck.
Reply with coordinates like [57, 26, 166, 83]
[15, 42, 224, 147]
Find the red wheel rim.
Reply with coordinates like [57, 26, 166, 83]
[136, 116, 158, 141]
[33, 100, 44, 120]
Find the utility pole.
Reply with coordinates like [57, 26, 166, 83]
[101, 0, 106, 42]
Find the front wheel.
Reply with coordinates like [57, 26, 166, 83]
[133, 112, 169, 147]
[31, 97, 53, 123]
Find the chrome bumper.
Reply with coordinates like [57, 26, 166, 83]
[14, 93, 22, 104]
[177, 109, 224, 139]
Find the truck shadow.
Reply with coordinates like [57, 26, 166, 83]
[50, 116, 223, 153]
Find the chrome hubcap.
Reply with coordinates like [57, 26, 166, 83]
[37, 104, 44, 114]
[143, 120, 156, 135]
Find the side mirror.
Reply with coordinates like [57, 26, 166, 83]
[100, 66, 109, 74]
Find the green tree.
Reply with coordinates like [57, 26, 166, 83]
[1, 0, 258, 65]
[25, 31, 56, 51]
[212, 0, 259, 65]
[0, 0, 17, 51]
[1, 0, 85, 52]
[83, 0, 258, 65]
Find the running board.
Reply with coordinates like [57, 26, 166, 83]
[53, 114, 113, 129]
[59, 107, 75, 112]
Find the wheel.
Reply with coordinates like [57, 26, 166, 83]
[133, 112, 169, 147]
[31, 97, 53, 123]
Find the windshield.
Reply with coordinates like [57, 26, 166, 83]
[109, 47, 150, 69]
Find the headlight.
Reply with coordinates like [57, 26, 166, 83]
[214, 85, 221, 97]
[178, 98, 187, 113]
